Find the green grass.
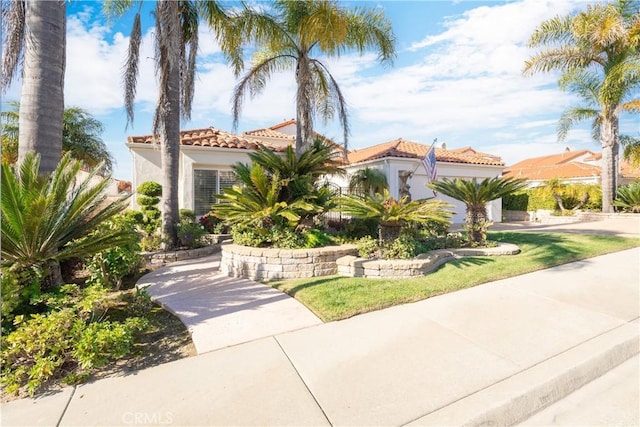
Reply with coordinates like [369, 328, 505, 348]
[270, 232, 640, 322]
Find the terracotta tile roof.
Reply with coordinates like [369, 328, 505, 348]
[503, 162, 602, 181]
[243, 128, 294, 139]
[269, 118, 296, 130]
[507, 149, 596, 169]
[127, 127, 287, 152]
[347, 138, 504, 166]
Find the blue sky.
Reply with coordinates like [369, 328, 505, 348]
[3, 0, 639, 181]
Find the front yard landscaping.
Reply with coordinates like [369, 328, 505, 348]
[270, 232, 640, 321]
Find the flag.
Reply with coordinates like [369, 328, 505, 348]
[421, 144, 438, 182]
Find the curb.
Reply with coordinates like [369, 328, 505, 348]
[406, 320, 640, 426]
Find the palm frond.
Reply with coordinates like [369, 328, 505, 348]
[232, 54, 296, 130]
[557, 107, 600, 141]
[180, 0, 198, 121]
[123, 10, 141, 126]
[1, 0, 25, 91]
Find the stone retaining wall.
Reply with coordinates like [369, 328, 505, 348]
[221, 244, 358, 281]
[142, 244, 221, 265]
[336, 243, 521, 279]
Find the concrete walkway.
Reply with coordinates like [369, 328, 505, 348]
[3, 241, 639, 426]
[135, 255, 322, 354]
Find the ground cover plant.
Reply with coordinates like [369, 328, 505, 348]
[270, 232, 640, 321]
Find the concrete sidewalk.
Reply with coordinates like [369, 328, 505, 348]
[3, 247, 638, 426]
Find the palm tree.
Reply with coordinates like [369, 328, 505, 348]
[348, 168, 388, 196]
[524, 0, 640, 213]
[429, 177, 527, 244]
[243, 138, 345, 204]
[231, 0, 396, 156]
[105, 0, 236, 249]
[1, 0, 66, 175]
[337, 190, 452, 244]
[1, 153, 134, 288]
[2, 101, 115, 174]
[621, 135, 640, 167]
[212, 164, 317, 229]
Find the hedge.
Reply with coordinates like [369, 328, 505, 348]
[503, 184, 602, 211]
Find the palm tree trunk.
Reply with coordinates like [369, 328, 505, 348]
[18, 0, 66, 175]
[295, 54, 313, 157]
[466, 205, 487, 244]
[159, 1, 181, 249]
[600, 116, 618, 213]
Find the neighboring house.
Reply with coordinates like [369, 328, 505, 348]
[332, 138, 505, 224]
[503, 148, 640, 187]
[127, 122, 505, 223]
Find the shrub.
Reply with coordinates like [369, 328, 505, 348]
[0, 284, 147, 396]
[123, 210, 144, 224]
[136, 181, 162, 238]
[614, 182, 640, 212]
[137, 181, 162, 197]
[303, 229, 332, 248]
[86, 215, 142, 290]
[176, 221, 206, 249]
[385, 235, 421, 259]
[271, 227, 305, 249]
[200, 213, 227, 234]
[356, 236, 379, 258]
[179, 209, 196, 223]
[230, 225, 270, 247]
[341, 217, 379, 239]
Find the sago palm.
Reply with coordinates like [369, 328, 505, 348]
[244, 138, 345, 205]
[1, 101, 114, 174]
[337, 190, 452, 243]
[614, 182, 640, 212]
[211, 164, 317, 228]
[1, 153, 134, 287]
[429, 177, 527, 244]
[231, 0, 396, 156]
[348, 168, 388, 196]
[524, 0, 640, 213]
[105, 0, 237, 248]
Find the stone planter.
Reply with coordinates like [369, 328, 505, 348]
[336, 243, 520, 279]
[142, 244, 222, 265]
[221, 244, 358, 282]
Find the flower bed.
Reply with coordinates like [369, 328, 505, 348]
[336, 243, 521, 279]
[221, 244, 358, 281]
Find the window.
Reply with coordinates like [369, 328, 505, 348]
[193, 169, 238, 217]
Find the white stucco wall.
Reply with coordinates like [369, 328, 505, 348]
[128, 143, 254, 212]
[331, 158, 504, 224]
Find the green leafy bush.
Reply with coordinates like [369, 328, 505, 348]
[86, 215, 142, 290]
[179, 209, 196, 223]
[356, 236, 379, 258]
[385, 235, 421, 259]
[503, 184, 602, 212]
[0, 284, 147, 396]
[176, 221, 206, 249]
[135, 181, 162, 239]
[136, 181, 162, 197]
[231, 225, 271, 247]
[614, 182, 640, 212]
[303, 229, 332, 248]
[271, 227, 305, 249]
[199, 213, 228, 234]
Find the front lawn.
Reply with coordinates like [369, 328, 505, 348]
[270, 232, 640, 321]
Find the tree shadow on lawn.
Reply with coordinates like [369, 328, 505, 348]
[272, 276, 341, 297]
[489, 231, 605, 269]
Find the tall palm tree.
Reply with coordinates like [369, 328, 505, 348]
[348, 167, 388, 196]
[232, 0, 396, 156]
[2, 101, 115, 174]
[524, 0, 640, 213]
[429, 177, 527, 244]
[105, 0, 236, 248]
[1, 0, 66, 175]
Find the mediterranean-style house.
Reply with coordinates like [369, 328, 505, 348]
[127, 120, 506, 223]
[502, 148, 640, 187]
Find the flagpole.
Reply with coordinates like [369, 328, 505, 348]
[409, 138, 437, 176]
